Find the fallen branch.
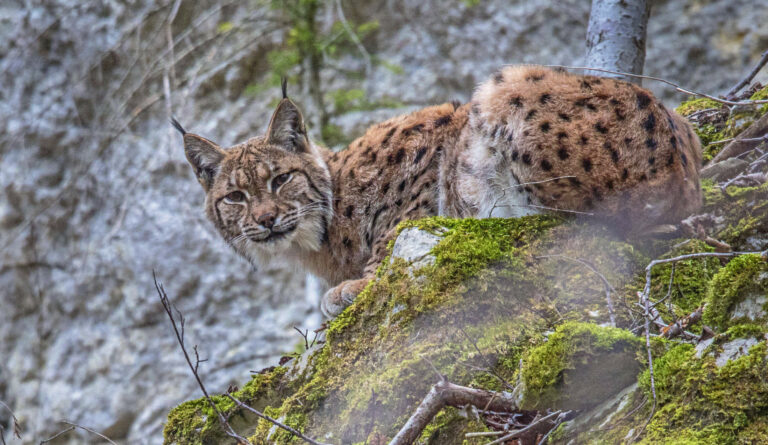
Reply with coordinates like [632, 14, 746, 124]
[544, 64, 768, 107]
[724, 50, 768, 100]
[484, 410, 564, 445]
[39, 420, 116, 445]
[661, 305, 704, 339]
[389, 381, 519, 445]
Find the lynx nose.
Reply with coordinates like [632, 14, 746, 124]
[256, 212, 275, 229]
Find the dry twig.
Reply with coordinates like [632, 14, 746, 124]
[39, 420, 117, 445]
[0, 401, 21, 445]
[484, 410, 564, 445]
[153, 271, 252, 445]
[724, 49, 768, 100]
[224, 394, 330, 445]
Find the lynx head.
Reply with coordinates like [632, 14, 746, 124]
[176, 85, 332, 263]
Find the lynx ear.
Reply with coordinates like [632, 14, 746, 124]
[266, 98, 309, 153]
[182, 133, 225, 190]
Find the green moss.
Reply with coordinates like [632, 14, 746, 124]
[750, 84, 768, 115]
[703, 254, 768, 330]
[637, 342, 768, 444]
[165, 216, 764, 443]
[521, 322, 643, 411]
[676, 91, 768, 163]
[700, 181, 768, 250]
[416, 407, 490, 444]
[724, 323, 766, 339]
[163, 366, 295, 444]
[675, 98, 723, 117]
[633, 239, 721, 329]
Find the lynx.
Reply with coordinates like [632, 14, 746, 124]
[176, 66, 702, 317]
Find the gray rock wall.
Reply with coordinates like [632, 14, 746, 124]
[0, 0, 766, 443]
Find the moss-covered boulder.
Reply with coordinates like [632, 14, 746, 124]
[519, 322, 643, 412]
[164, 96, 768, 444]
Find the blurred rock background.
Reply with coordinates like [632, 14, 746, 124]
[0, 0, 765, 443]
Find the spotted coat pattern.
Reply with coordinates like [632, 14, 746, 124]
[182, 66, 702, 317]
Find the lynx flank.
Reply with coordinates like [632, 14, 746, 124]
[177, 66, 702, 317]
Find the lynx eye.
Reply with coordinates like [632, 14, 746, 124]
[272, 173, 291, 190]
[224, 191, 246, 203]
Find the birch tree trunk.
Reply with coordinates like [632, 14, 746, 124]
[585, 0, 651, 84]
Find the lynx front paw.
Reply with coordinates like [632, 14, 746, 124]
[320, 278, 369, 318]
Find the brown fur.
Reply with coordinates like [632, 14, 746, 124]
[179, 66, 702, 317]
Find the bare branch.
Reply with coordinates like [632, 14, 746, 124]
[38, 427, 75, 444]
[389, 381, 520, 445]
[483, 410, 564, 445]
[40, 420, 117, 445]
[224, 394, 330, 445]
[725, 50, 768, 100]
[0, 400, 21, 445]
[544, 64, 768, 107]
[334, 0, 372, 79]
[153, 271, 252, 445]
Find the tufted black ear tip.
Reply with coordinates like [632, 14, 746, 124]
[170, 117, 186, 136]
[281, 77, 288, 99]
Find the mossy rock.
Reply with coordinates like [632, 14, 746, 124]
[703, 254, 768, 331]
[520, 322, 643, 412]
[163, 216, 661, 444]
[676, 85, 768, 164]
[163, 203, 768, 443]
[699, 180, 768, 251]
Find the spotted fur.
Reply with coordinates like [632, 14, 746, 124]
[180, 65, 702, 317]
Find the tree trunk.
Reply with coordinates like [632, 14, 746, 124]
[585, 0, 650, 84]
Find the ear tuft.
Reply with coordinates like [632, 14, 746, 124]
[170, 117, 186, 135]
[281, 77, 288, 99]
[182, 133, 224, 190]
[266, 99, 309, 153]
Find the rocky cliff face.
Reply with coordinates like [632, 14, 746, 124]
[1, 0, 767, 443]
